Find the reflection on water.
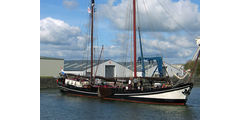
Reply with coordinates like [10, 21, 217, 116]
[41, 87, 200, 120]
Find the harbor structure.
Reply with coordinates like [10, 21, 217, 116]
[64, 60, 133, 77]
[63, 59, 181, 77]
[40, 56, 64, 77]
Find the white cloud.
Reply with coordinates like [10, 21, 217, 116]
[63, 0, 79, 9]
[174, 35, 194, 47]
[40, 17, 88, 49]
[40, 17, 128, 60]
[99, 32, 196, 63]
[40, 0, 200, 64]
[98, 0, 200, 32]
[40, 17, 89, 59]
[136, 32, 196, 62]
[177, 49, 193, 57]
[96, 0, 200, 63]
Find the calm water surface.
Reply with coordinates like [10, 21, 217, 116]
[40, 87, 200, 120]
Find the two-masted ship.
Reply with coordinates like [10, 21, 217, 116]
[57, 0, 199, 105]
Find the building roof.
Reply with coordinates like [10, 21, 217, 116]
[64, 60, 158, 72]
[64, 60, 109, 71]
[118, 62, 158, 72]
[40, 56, 64, 60]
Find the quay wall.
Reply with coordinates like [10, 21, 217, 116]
[40, 77, 58, 89]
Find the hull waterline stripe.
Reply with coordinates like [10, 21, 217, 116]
[68, 93, 98, 98]
[103, 97, 185, 105]
[66, 92, 185, 105]
[58, 86, 98, 95]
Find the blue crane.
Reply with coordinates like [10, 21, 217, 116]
[138, 56, 164, 77]
[137, 27, 164, 77]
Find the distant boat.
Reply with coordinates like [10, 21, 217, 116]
[57, 0, 199, 105]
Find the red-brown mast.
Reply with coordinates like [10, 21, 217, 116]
[133, 0, 137, 78]
[90, 0, 95, 82]
[188, 51, 200, 82]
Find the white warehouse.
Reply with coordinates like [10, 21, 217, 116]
[64, 60, 133, 77]
[63, 59, 182, 78]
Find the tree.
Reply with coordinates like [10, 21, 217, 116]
[184, 60, 200, 77]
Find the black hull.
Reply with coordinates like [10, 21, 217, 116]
[58, 83, 193, 105]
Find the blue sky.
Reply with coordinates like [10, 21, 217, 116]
[40, 0, 200, 64]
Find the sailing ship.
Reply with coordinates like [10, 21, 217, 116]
[57, 0, 200, 105]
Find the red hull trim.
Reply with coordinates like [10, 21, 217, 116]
[67, 93, 185, 105]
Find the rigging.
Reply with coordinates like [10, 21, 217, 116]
[156, 0, 198, 37]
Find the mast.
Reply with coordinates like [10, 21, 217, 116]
[133, 0, 137, 77]
[138, 27, 145, 77]
[90, 0, 95, 82]
[94, 45, 104, 77]
[188, 50, 200, 82]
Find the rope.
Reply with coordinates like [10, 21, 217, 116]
[142, 0, 157, 31]
[163, 62, 190, 79]
[156, 0, 197, 37]
[122, 0, 132, 77]
[172, 69, 190, 80]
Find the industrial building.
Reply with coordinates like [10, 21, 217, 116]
[63, 59, 183, 77]
[64, 60, 133, 77]
[40, 56, 64, 77]
[39, 55, 183, 78]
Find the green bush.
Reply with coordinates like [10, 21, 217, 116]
[184, 60, 200, 77]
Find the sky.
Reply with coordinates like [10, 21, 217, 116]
[40, 0, 200, 64]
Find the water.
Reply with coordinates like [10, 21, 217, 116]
[40, 87, 200, 120]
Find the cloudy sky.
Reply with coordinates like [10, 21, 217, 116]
[40, 0, 200, 64]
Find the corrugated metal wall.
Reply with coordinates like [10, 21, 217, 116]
[40, 59, 64, 77]
[86, 60, 133, 77]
